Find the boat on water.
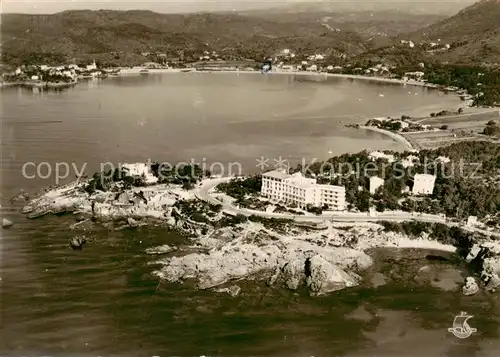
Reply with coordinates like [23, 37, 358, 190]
[139, 69, 149, 74]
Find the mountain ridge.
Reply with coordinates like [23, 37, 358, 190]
[1, 3, 499, 66]
[404, 0, 500, 64]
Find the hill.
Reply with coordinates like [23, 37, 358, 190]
[249, 1, 475, 16]
[237, 10, 446, 42]
[1, 10, 369, 66]
[405, 0, 500, 64]
[2, 4, 499, 67]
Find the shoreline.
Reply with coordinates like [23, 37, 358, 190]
[0, 80, 78, 89]
[116, 68, 441, 89]
[17, 165, 500, 295]
[110, 69, 476, 119]
[358, 125, 415, 151]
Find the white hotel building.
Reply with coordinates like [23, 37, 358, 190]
[412, 174, 436, 195]
[261, 170, 346, 211]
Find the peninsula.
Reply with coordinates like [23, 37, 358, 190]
[20, 142, 500, 297]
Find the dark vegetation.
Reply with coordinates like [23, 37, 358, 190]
[84, 163, 209, 194]
[405, 0, 500, 65]
[423, 65, 500, 107]
[430, 108, 463, 117]
[365, 117, 428, 132]
[248, 215, 294, 230]
[483, 120, 500, 137]
[172, 196, 294, 230]
[216, 176, 262, 200]
[150, 162, 209, 190]
[173, 200, 222, 224]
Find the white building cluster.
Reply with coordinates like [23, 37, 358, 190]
[10, 60, 104, 82]
[121, 163, 158, 185]
[368, 151, 395, 163]
[261, 170, 346, 211]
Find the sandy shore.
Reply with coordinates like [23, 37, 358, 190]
[117, 67, 438, 89]
[359, 126, 415, 151]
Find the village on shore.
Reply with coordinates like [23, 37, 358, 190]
[0, 45, 494, 102]
[0, 56, 468, 91]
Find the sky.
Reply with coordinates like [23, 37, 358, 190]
[1, 0, 476, 15]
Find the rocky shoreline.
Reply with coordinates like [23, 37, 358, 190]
[151, 220, 457, 296]
[20, 175, 500, 297]
[1, 80, 78, 89]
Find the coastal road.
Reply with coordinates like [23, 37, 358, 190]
[195, 178, 500, 237]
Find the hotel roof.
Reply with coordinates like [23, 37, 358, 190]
[262, 170, 291, 180]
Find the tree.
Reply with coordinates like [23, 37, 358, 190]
[483, 124, 500, 136]
[182, 180, 195, 190]
[440, 125, 449, 130]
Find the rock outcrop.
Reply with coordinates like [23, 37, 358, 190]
[214, 285, 241, 297]
[305, 255, 360, 296]
[281, 259, 305, 290]
[154, 222, 375, 294]
[145, 245, 177, 255]
[466, 241, 500, 292]
[1, 218, 13, 229]
[69, 236, 86, 250]
[462, 277, 479, 296]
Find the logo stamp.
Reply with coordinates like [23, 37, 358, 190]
[448, 311, 477, 339]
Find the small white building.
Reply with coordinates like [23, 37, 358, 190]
[405, 71, 425, 79]
[412, 174, 436, 195]
[369, 151, 395, 163]
[31, 75, 39, 81]
[400, 155, 419, 168]
[467, 216, 478, 227]
[369, 176, 384, 194]
[86, 60, 97, 71]
[436, 156, 451, 164]
[121, 163, 158, 185]
[261, 170, 346, 210]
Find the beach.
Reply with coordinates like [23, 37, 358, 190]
[117, 67, 439, 89]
